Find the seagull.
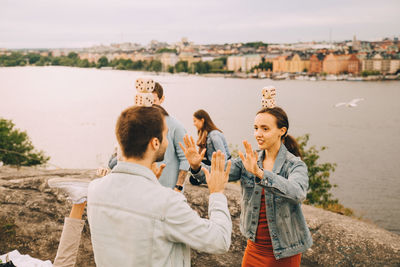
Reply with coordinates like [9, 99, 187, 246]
[335, 98, 365, 108]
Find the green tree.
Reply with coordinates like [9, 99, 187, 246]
[297, 134, 337, 205]
[191, 61, 211, 74]
[175, 60, 188, 73]
[97, 56, 109, 68]
[0, 118, 50, 166]
[156, 48, 177, 54]
[67, 52, 79, 60]
[209, 60, 224, 71]
[297, 134, 353, 215]
[243, 41, 268, 48]
[361, 70, 380, 77]
[77, 59, 90, 68]
[27, 53, 41, 65]
[147, 60, 162, 72]
[251, 57, 272, 72]
[168, 66, 174, 73]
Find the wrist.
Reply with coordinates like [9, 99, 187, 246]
[190, 164, 201, 173]
[256, 168, 264, 179]
[174, 185, 183, 191]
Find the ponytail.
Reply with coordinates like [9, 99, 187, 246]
[283, 135, 301, 158]
[257, 106, 301, 158]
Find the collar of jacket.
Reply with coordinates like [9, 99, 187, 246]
[257, 143, 288, 174]
[111, 161, 159, 184]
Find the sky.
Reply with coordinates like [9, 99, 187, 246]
[1, 0, 399, 49]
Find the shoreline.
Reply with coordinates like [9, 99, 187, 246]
[1, 65, 399, 81]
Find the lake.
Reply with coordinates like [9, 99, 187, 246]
[0, 66, 399, 234]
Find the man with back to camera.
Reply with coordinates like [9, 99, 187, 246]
[108, 82, 189, 192]
[87, 105, 232, 266]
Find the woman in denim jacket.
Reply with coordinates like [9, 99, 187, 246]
[193, 109, 231, 165]
[183, 107, 312, 266]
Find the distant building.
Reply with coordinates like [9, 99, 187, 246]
[347, 54, 361, 74]
[179, 52, 201, 66]
[135, 53, 155, 62]
[352, 35, 362, 51]
[322, 53, 361, 74]
[309, 54, 325, 74]
[272, 55, 289, 73]
[389, 55, 400, 74]
[158, 53, 179, 70]
[79, 53, 102, 63]
[227, 54, 261, 72]
[287, 53, 310, 73]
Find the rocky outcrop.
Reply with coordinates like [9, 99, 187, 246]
[0, 166, 96, 267]
[1, 166, 399, 267]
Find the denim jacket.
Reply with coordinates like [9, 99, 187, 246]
[191, 143, 312, 259]
[206, 130, 231, 162]
[88, 162, 231, 267]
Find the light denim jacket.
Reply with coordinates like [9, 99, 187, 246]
[206, 130, 231, 162]
[192, 143, 312, 259]
[88, 161, 232, 267]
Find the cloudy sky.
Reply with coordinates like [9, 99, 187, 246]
[1, 0, 399, 48]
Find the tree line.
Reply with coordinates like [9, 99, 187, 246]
[0, 52, 234, 74]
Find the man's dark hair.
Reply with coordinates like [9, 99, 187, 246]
[152, 104, 169, 116]
[153, 82, 163, 99]
[116, 106, 164, 159]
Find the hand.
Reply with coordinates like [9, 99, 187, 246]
[238, 140, 263, 178]
[151, 163, 166, 179]
[179, 134, 206, 170]
[96, 167, 110, 177]
[202, 150, 231, 194]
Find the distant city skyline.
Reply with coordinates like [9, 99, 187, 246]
[1, 0, 399, 49]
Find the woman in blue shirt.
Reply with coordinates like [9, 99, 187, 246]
[193, 109, 231, 165]
[190, 109, 231, 185]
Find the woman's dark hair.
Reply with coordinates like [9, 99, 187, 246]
[193, 109, 221, 133]
[256, 107, 301, 158]
[153, 82, 163, 99]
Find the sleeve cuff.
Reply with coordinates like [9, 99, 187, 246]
[179, 161, 190, 171]
[256, 170, 286, 194]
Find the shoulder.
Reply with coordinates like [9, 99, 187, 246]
[88, 176, 110, 200]
[285, 150, 307, 169]
[208, 130, 223, 138]
[166, 115, 185, 131]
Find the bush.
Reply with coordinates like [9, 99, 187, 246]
[0, 118, 50, 166]
[297, 134, 353, 215]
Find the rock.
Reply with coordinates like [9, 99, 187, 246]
[0, 166, 96, 267]
[1, 166, 399, 267]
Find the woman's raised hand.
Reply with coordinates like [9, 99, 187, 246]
[151, 163, 166, 179]
[202, 151, 231, 193]
[239, 140, 263, 178]
[179, 134, 206, 170]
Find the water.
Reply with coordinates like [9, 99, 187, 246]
[0, 66, 399, 234]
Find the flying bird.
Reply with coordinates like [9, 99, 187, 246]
[335, 98, 365, 108]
